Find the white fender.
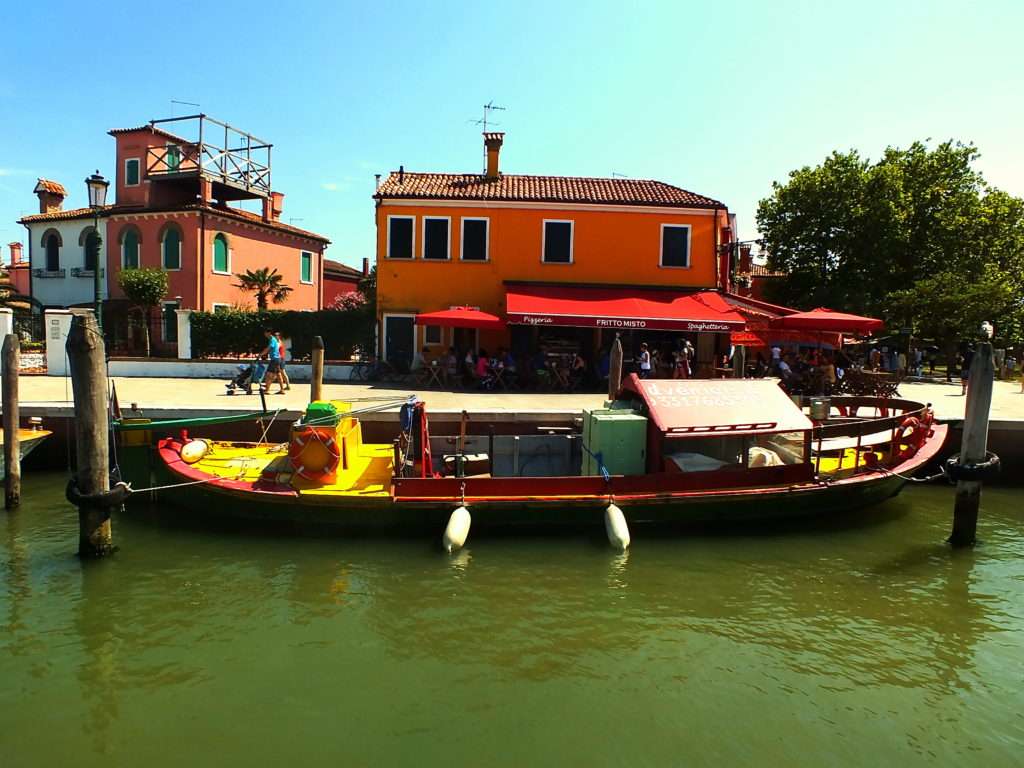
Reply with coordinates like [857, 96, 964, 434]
[604, 503, 630, 551]
[443, 506, 472, 554]
[180, 439, 209, 465]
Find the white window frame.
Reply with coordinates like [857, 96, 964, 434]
[211, 302, 231, 313]
[460, 217, 490, 262]
[421, 216, 451, 261]
[124, 157, 141, 187]
[382, 312, 417, 363]
[386, 215, 415, 260]
[659, 223, 692, 269]
[541, 219, 574, 264]
[423, 325, 442, 345]
[121, 230, 140, 269]
[212, 234, 232, 275]
[162, 230, 182, 271]
[299, 250, 314, 284]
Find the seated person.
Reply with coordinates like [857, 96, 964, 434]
[411, 346, 429, 373]
[570, 351, 587, 388]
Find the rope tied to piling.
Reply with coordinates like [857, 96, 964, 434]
[66, 477, 132, 509]
[944, 452, 1001, 483]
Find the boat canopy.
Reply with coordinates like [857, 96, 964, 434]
[505, 284, 746, 332]
[619, 375, 814, 437]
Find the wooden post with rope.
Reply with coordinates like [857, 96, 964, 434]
[949, 335, 995, 547]
[66, 313, 114, 557]
[608, 335, 623, 400]
[2, 334, 20, 509]
[311, 335, 324, 403]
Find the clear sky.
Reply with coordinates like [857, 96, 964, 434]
[2, 0, 1021, 268]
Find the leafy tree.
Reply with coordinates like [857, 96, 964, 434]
[233, 267, 293, 310]
[757, 141, 1024, 335]
[118, 267, 168, 356]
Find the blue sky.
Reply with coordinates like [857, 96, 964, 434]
[2, 0, 1022, 269]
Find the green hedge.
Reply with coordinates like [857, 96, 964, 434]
[190, 308, 373, 360]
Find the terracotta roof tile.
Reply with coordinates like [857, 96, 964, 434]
[205, 205, 330, 243]
[18, 205, 113, 223]
[375, 172, 723, 208]
[34, 178, 67, 196]
[324, 259, 363, 278]
[108, 124, 190, 144]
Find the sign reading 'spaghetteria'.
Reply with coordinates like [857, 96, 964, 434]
[511, 314, 739, 332]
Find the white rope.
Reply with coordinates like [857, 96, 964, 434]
[127, 476, 223, 493]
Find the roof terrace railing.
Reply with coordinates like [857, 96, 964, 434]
[144, 114, 272, 197]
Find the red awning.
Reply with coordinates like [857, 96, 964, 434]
[505, 285, 745, 332]
[619, 376, 813, 436]
[770, 307, 883, 334]
[414, 306, 505, 331]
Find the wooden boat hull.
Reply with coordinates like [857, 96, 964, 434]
[145, 425, 948, 531]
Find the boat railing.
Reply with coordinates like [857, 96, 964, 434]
[808, 396, 932, 477]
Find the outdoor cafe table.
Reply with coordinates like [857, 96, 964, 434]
[419, 361, 444, 388]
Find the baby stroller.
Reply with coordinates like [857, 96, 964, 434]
[225, 360, 267, 395]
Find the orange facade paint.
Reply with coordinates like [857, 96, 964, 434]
[105, 212, 322, 311]
[375, 202, 727, 355]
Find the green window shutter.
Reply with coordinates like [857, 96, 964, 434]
[123, 230, 139, 268]
[213, 235, 229, 273]
[167, 145, 180, 171]
[126, 159, 139, 185]
[163, 229, 181, 269]
[301, 251, 312, 282]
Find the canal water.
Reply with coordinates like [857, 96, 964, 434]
[2, 474, 1022, 766]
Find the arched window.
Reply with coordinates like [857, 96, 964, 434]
[42, 229, 62, 272]
[120, 226, 141, 269]
[162, 225, 182, 270]
[83, 230, 101, 272]
[213, 233, 229, 273]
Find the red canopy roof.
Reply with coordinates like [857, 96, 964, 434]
[620, 376, 813, 436]
[505, 285, 745, 332]
[770, 308, 883, 334]
[414, 306, 505, 330]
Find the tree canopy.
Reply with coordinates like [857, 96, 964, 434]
[234, 267, 293, 310]
[757, 140, 1024, 345]
[118, 267, 169, 357]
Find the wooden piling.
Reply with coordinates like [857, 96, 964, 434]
[949, 341, 994, 547]
[2, 334, 20, 509]
[608, 335, 623, 400]
[66, 313, 114, 557]
[311, 335, 324, 404]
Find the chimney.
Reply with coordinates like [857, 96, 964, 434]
[34, 178, 67, 214]
[9, 242, 24, 265]
[362, 257, 369, 276]
[398, 165, 404, 184]
[483, 132, 505, 179]
[262, 191, 284, 222]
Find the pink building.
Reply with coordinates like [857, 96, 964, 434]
[322, 257, 368, 308]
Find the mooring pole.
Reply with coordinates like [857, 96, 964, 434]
[66, 314, 114, 557]
[2, 334, 20, 509]
[311, 335, 324, 403]
[949, 340, 994, 547]
[608, 335, 623, 400]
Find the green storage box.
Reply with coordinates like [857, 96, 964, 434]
[582, 409, 647, 476]
[304, 401, 339, 427]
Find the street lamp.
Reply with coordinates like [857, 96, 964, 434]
[85, 170, 109, 330]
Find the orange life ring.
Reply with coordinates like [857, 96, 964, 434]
[288, 426, 341, 484]
[893, 416, 921, 462]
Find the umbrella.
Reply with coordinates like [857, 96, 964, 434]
[770, 307, 883, 335]
[414, 306, 506, 331]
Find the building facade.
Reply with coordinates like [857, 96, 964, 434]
[322, 258, 368, 308]
[18, 115, 329, 352]
[373, 133, 738, 372]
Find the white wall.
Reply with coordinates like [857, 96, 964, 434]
[28, 218, 108, 307]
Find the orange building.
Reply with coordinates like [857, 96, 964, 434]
[18, 114, 329, 354]
[373, 133, 740, 372]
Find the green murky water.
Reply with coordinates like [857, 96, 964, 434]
[2, 473, 1023, 766]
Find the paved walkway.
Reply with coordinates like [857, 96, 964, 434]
[18, 374, 1024, 422]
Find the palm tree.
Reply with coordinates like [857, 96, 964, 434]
[233, 267, 293, 310]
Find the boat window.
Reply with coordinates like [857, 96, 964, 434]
[747, 432, 805, 466]
[664, 435, 744, 473]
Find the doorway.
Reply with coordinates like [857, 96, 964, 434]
[383, 314, 415, 367]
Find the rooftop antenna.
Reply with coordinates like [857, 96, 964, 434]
[170, 99, 200, 117]
[468, 101, 506, 173]
[611, 172, 629, 179]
